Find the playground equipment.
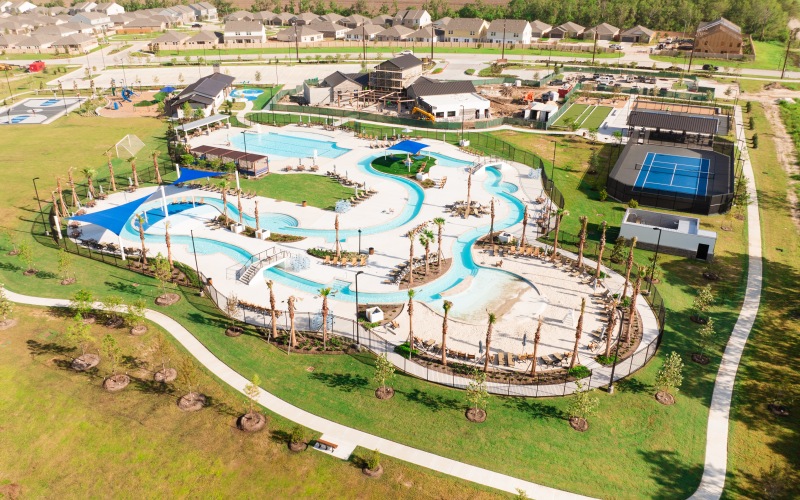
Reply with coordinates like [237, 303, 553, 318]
[411, 106, 435, 122]
[120, 88, 134, 102]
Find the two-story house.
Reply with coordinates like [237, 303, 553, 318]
[189, 2, 217, 21]
[695, 17, 742, 55]
[275, 24, 323, 43]
[443, 17, 488, 43]
[93, 3, 125, 16]
[486, 19, 531, 44]
[392, 9, 430, 29]
[223, 20, 265, 43]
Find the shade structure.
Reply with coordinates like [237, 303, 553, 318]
[161, 86, 176, 94]
[172, 168, 226, 185]
[68, 194, 151, 236]
[387, 140, 429, 155]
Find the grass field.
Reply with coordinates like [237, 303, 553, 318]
[238, 173, 354, 210]
[578, 106, 613, 129]
[651, 41, 797, 72]
[0, 305, 502, 498]
[722, 102, 800, 498]
[0, 66, 74, 101]
[550, 103, 589, 128]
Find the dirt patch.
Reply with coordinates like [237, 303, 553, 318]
[60, 278, 76, 285]
[178, 392, 206, 412]
[569, 416, 589, 432]
[0, 318, 18, 330]
[154, 367, 177, 383]
[655, 390, 676, 406]
[105, 316, 125, 329]
[465, 407, 487, 423]
[155, 293, 181, 306]
[103, 374, 130, 392]
[72, 353, 100, 372]
[288, 441, 307, 452]
[225, 326, 243, 337]
[398, 258, 452, 289]
[375, 387, 395, 400]
[0, 483, 21, 500]
[767, 403, 790, 416]
[691, 353, 710, 365]
[362, 464, 384, 478]
[130, 325, 147, 336]
[237, 412, 267, 432]
[23, 269, 37, 276]
[760, 100, 800, 232]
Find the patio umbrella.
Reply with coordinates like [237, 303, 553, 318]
[161, 86, 176, 94]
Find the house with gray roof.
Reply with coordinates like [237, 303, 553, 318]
[189, 2, 217, 21]
[530, 20, 552, 38]
[340, 13, 369, 28]
[549, 21, 584, 39]
[375, 24, 413, 42]
[443, 17, 488, 43]
[224, 20, 265, 43]
[308, 19, 348, 39]
[486, 19, 531, 44]
[293, 12, 320, 25]
[392, 9, 430, 29]
[620, 25, 654, 43]
[275, 24, 323, 42]
[344, 24, 382, 41]
[583, 22, 620, 41]
[371, 14, 391, 27]
[165, 72, 235, 118]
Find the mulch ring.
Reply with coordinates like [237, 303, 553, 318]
[154, 368, 177, 383]
[23, 269, 38, 276]
[691, 353, 710, 365]
[130, 325, 147, 336]
[60, 278, 76, 285]
[237, 412, 267, 432]
[362, 464, 384, 478]
[103, 373, 130, 392]
[288, 441, 307, 452]
[7, 249, 19, 256]
[71, 353, 100, 372]
[702, 271, 720, 281]
[465, 407, 487, 423]
[225, 326, 243, 337]
[690, 315, 708, 325]
[177, 392, 207, 412]
[0, 318, 18, 331]
[155, 293, 181, 306]
[105, 316, 125, 329]
[655, 390, 676, 406]
[375, 387, 394, 400]
[767, 404, 790, 417]
[82, 315, 97, 325]
[569, 417, 589, 432]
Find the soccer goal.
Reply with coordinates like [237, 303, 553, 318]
[114, 134, 145, 158]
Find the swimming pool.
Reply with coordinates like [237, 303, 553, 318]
[230, 132, 350, 159]
[229, 88, 264, 101]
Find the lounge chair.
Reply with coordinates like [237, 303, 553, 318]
[350, 256, 357, 266]
[360, 255, 367, 266]
[331, 256, 339, 266]
[323, 255, 330, 265]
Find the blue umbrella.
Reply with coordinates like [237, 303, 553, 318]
[161, 86, 176, 94]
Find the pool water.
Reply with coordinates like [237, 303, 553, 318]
[230, 88, 264, 101]
[230, 132, 350, 159]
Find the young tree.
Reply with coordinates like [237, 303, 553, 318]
[441, 300, 452, 366]
[106, 150, 117, 192]
[70, 288, 94, 319]
[594, 221, 607, 282]
[567, 381, 599, 431]
[318, 287, 331, 349]
[266, 280, 278, 341]
[466, 369, 488, 421]
[550, 208, 569, 261]
[254, 70, 262, 82]
[236, 188, 244, 226]
[225, 292, 240, 332]
[334, 213, 341, 260]
[519, 205, 529, 249]
[570, 297, 586, 368]
[419, 228, 434, 276]
[287, 295, 298, 349]
[67, 167, 79, 208]
[406, 229, 415, 286]
[102, 334, 122, 376]
[65, 312, 94, 358]
[604, 299, 619, 358]
[218, 179, 230, 223]
[692, 285, 715, 322]
[433, 217, 445, 268]
[17, 242, 35, 274]
[164, 220, 173, 269]
[483, 312, 496, 372]
[101, 295, 123, 327]
[695, 318, 716, 362]
[127, 156, 139, 189]
[125, 298, 147, 334]
[373, 353, 395, 398]
[243, 373, 262, 417]
[152, 253, 172, 299]
[587, 127, 598, 143]
[576, 215, 588, 269]
[406, 288, 416, 358]
[0, 284, 13, 325]
[464, 172, 473, 219]
[57, 247, 74, 284]
[621, 237, 638, 300]
[152, 151, 162, 185]
[624, 267, 644, 343]
[488, 197, 496, 254]
[530, 315, 543, 376]
[82, 168, 96, 200]
[610, 236, 626, 264]
[136, 214, 148, 267]
[655, 351, 684, 403]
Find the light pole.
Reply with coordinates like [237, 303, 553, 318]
[648, 227, 663, 292]
[358, 228, 362, 254]
[354, 270, 364, 344]
[32, 177, 48, 235]
[293, 21, 300, 63]
[500, 20, 506, 61]
[190, 229, 201, 285]
[460, 104, 465, 142]
[57, 81, 68, 114]
[607, 308, 624, 394]
[430, 24, 435, 61]
[84, 49, 91, 77]
[99, 32, 107, 70]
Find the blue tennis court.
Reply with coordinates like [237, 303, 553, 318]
[633, 152, 711, 196]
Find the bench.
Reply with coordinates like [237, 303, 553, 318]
[315, 439, 339, 451]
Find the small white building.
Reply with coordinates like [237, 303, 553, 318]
[524, 101, 558, 122]
[418, 92, 491, 121]
[366, 306, 384, 323]
[618, 208, 717, 260]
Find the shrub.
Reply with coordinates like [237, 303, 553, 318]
[365, 449, 381, 470]
[752, 133, 759, 148]
[745, 101, 752, 113]
[421, 179, 436, 188]
[628, 199, 639, 208]
[432, 68, 443, 74]
[464, 68, 476, 75]
[393, 342, 418, 358]
[289, 425, 306, 444]
[568, 365, 590, 379]
[748, 116, 755, 130]
[596, 354, 618, 366]
[598, 189, 608, 201]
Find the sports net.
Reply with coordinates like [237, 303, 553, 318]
[114, 134, 145, 158]
[634, 163, 709, 177]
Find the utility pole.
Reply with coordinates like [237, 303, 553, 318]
[293, 21, 300, 63]
[781, 29, 798, 79]
[591, 30, 598, 65]
[501, 20, 507, 61]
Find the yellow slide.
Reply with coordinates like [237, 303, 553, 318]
[412, 106, 436, 122]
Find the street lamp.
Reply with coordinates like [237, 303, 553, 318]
[84, 49, 91, 77]
[32, 177, 48, 235]
[293, 21, 300, 63]
[190, 229, 201, 285]
[648, 227, 663, 292]
[607, 308, 625, 394]
[460, 104, 465, 142]
[354, 270, 364, 344]
[358, 228, 362, 254]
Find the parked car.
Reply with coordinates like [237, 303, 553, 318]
[702, 64, 719, 71]
[192, 23, 202, 28]
[399, 49, 414, 55]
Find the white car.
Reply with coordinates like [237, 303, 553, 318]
[399, 50, 414, 55]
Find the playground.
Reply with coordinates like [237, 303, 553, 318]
[98, 89, 162, 118]
[0, 97, 84, 125]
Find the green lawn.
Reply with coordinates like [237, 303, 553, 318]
[0, 305, 500, 499]
[239, 173, 354, 210]
[577, 106, 613, 129]
[722, 102, 800, 498]
[0, 66, 73, 101]
[550, 103, 590, 128]
[651, 41, 796, 72]
[251, 85, 281, 110]
[370, 154, 436, 179]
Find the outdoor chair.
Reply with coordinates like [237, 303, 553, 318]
[359, 255, 367, 266]
[323, 255, 330, 265]
[350, 256, 357, 266]
[467, 353, 476, 361]
[331, 257, 339, 266]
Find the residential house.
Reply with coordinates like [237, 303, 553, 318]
[529, 19, 551, 38]
[224, 10, 253, 22]
[275, 24, 323, 42]
[166, 72, 235, 118]
[486, 19, 531, 44]
[70, 11, 112, 30]
[52, 33, 98, 52]
[371, 14, 391, 27]
[392, 9, 430, 29]
[17, 34, 57, 51]
[318, 12, 343, 24]
[340, 13, 369, 28]
[223, 20, 265, 43]
[93, 2, 124, 16]
[308, 20, 348, 39]
[0, 33, 26, 47]
[33, 23, 78, 37]
[374, 25, 413, 42]
[695, 17, 742, 54]
[7, 1, 36, 13]
[186, 29, 218, 45]
[109, 13, 134, 27]
[344, 24, 382, 41]
[620, 25, 654, 43]
[166, 5, 196, 24]
[549, 21, 584, 39]
[0, 19, 32, 34]
[369, 53, 423, 91]
[408, 25, 439, 43]
[273, 12, 294, 26]
[189, 2, 217, 21]
[253, 11, 278, 25]
[432, 17, 451, 28]
[292, 12, 320, 25]
[583, 22, 620, 41]
[0, 0, 11, 12]
[68, 2, 96, 15]
[150, 30, 191, 51]
[443, 17, 488, 43]
[119, 16, 166, 33]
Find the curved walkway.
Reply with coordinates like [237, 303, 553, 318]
[5, 288, 591, 500]
[689, 108, 763, 499]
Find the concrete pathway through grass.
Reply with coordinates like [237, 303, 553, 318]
[688, 108, 763, 499]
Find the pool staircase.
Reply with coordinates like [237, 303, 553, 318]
[227, 247, 290, 284]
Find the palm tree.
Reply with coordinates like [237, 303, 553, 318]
[127, 156, 139, 189]
[441, 300, 452, 366]
[407, 230, 415, 287]
[254, 200, 260, 232]
[483, 312, 497, 372]
[433, 217, 445, 269]
[82, 168, 96, 200]
[520, 205, 529, 248]
[625, 267, 644, 343]
[595, 221, 607, 282]
[152, 151, 162, 184]
[136, 214, 147, 266]
[488, 198, 496, 254]
[106, 150, 117, 192]
[604, 299, 619, 358]
[406, 288, 416, 358]
[218, 179, 230, 223]
[68, 168, 79, 207]
[334, 214, 341, 260]
[56, 177, 68, 216]
[464, 172, 472, 219]
[531, 315, 543, 376]
[236, 188, 243, 226]
[570, 297, 586, 369]
[164, 220, 173, 268]
[266, 280, 277, 341]
[419, 228, 434, 276]
[551, 208, 569, 261]
[622, 237, 638, 300]
[576, 215, 588, 269]
[51, 191, 61, 235]
[287, 295, 297, 349]
[318, 287, 332, 350]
